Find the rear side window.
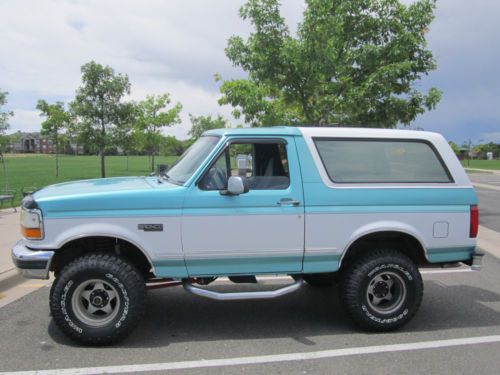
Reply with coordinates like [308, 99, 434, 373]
[313, 138, 453, 183]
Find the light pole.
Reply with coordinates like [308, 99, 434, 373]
[467, 138, 484, 167]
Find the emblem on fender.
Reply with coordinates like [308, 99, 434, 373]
[137, 224, 163, 232]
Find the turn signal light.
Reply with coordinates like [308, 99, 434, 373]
[21, 227, 43, 239]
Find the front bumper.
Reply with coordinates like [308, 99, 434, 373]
[11, 240, 54, 279]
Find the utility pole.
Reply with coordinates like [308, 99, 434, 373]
[467, 138, 471, 167]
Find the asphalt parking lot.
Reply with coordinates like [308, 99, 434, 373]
[0, 172, 499, 374]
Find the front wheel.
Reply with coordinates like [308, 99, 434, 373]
[340, 250, 423, 331]
[50, 253, 146, 345]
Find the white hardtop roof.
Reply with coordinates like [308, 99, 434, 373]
[298, 127, 445, 142]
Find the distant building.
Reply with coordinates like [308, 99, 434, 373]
[8, 131, 84, 154]
[8, 132, 53, 153]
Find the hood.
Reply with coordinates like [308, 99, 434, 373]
[34, 176, 156, 200]
[32, 176, 186, 218]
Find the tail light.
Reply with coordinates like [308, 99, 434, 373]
[470, 205, 479, 238]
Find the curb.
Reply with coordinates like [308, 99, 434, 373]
[0, 268, 24, 293]
[465, 168, 500, 175]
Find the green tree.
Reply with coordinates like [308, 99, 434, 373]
[0, 90, 14, 190]
[65, 123, 78, 155]
[134, 94, 182, 172]
[188, 114, 228, 140]
[36, 100, 72, 177]
[448, 141, 460, 157]
[219, 0, 441, 128]
[114, 102, 138, 171]
[481, 142, 500, 159]
[0, 90, 14, 152]
[161, 135, 185, 157]
[70, 61, 131, 177]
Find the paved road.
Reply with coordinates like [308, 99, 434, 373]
[0, 255, 499, 374]
[469, 172, 500, 233]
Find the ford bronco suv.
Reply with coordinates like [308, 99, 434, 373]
[12, 127, 483, 345]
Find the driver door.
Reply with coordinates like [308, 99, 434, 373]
[181, 137, 305, 276]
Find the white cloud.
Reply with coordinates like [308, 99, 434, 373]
[0, 0, 279, 138]
[6, 109, 41, 133]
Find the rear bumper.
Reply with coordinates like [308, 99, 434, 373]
[470, 249, 485, 271]
[11, 240, 54, 279]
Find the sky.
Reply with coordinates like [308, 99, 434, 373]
[1, 0, 499, 144]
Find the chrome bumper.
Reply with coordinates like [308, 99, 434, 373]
[11, 240, 54, 279]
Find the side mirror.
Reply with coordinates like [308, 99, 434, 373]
[221, 176, 249, 196]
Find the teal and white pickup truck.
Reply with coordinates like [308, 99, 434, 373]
[12, 126, 482, 345]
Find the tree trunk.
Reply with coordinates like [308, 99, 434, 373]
[56, 151, 59, 177]
[1, 153, 7, 191]
[100, 122, 106, 178]
[151, 150, 155, 173]
[100, 147, 106, 178]
[126, 153, 129, 171]
[55, 134, 59, 177]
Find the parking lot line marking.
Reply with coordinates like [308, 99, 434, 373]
[18, 284, 47, 288]
[3, 335, 500, 375]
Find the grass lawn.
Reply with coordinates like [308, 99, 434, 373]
[461, 159, 500, 170]
[0, 154, 178, 207]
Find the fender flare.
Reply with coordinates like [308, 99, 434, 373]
[53, 223, 156, 273]
[338, 221, 428, 268]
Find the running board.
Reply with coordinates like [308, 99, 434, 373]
[182, 278, 303, 301]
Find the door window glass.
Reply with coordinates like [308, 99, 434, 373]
[199, 141, 290, 190]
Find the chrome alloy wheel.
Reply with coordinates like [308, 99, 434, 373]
[71, 279, 120, 327]
[366, 272, 406, 314]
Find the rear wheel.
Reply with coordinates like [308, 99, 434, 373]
[50, 253, 146, 345]
[340, 249, 423, 331]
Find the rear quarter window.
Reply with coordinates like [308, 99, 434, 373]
[313, 138, 453, 183]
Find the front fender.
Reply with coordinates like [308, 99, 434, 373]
[23, 216, 184, 269]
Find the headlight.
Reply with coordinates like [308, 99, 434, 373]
[20, 208, 44, 240]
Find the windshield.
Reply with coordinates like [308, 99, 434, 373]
[166, 135, 221, 185]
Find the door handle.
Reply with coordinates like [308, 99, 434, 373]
[277, 198, 300, 207]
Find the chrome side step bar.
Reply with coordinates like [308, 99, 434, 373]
[182, 278, 303, 301]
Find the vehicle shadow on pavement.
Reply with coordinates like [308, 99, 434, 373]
[47, 281, 500, 348]
[408, 282, 500, 332]
[47, 284, 352, 347]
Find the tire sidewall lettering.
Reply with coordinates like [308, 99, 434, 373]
[60, 280, 83, 334]
[105, 273, 129, 329]
[367, 263, 413, 281]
